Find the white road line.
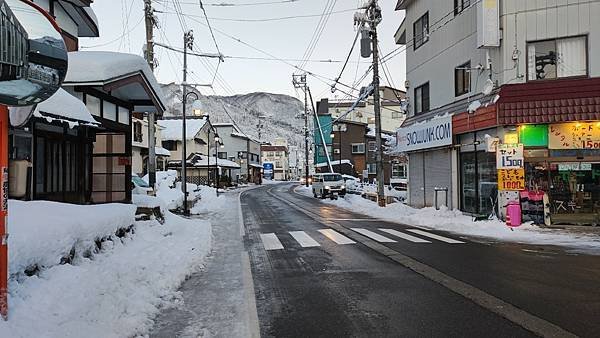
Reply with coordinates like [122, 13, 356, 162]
[326, 219, 381, 222]
[406, 229, 465, 244]
[260, 233, 284, 250]
[351, 228, 397, 243]
[379, 229, 431, 243]
[318, 229, 356, 244]
[289, 231, 321, 248]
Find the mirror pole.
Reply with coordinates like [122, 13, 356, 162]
[0, 105, 8, 320]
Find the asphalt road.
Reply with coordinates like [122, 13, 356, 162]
[242, 183, 600, 338]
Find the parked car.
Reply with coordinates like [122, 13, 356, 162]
[132, 175, 153, 195]
[341, 175, 359, 193]
[312, 173, 346, 199]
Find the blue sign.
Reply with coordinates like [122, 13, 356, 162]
[263, 162, 274, 180]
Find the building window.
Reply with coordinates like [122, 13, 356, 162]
[275, 151, 282, 157]
[455, 61, 471, 97]
[413, 12, 429, 50]
[133, 121, 143, 143]
[454, 0, 471, 15]
[268, 151, 274, 157]
[275, 161, 282, 168]
[218, 152, 227, 159]
[352, 143, 365, 154]
[414, 82, 430, 115]
[527, 36, 587, 81]
[391, 111, 402, 119]
[103, 100, 117, 121]
[85, 95, 100, 116]
[163, 140, 177, 151]
[367, 163, 376, 174]
[368, 141, 377, 152]
[392, 163, 407, 179]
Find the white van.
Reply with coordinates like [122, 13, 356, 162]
[312, 173, 346, 198]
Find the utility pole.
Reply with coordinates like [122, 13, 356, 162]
[293, 74, 310, 187]
[357, 0, 385, 206]
[181, 30, 195, 216]
[144, 0, 157, 189]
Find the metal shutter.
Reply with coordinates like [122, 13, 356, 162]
[424, 149, 453, 208]
[408, 152, 425, 208]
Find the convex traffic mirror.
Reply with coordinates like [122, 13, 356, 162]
[0, 0, 68, 108]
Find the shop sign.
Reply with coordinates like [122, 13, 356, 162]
[496, 143, 524, 169]
[557, 162, 592, 171]
[498, 169, 525, 191]
[485, 136, 499, 152]
[396, 115, 452, 152]
[548, 122, 600, 149]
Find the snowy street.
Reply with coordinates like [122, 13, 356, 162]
[242, 183, 600, 337]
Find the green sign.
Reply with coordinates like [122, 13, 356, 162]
[519, 124, 548, 147]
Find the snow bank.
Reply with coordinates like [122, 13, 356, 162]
[297, 186, 600, 254]
[0, 211, 212, 338]
[8, 200, 136, 276]
[190, 186, 228, 214]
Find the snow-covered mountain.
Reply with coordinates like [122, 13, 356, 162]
[160, 83, 305, 146]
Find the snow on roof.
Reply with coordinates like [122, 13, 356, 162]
[64, 51, 165, 108]
[170, 153, 241, 169]
[155, 147, 171, 156]
[315, 159, 353, 167]
[33, 88, 98, 127]
[157, 119, 208, 141]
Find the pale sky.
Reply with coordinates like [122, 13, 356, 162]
[81, 0, 406, 101]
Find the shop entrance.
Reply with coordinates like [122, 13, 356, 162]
[525, 160, 600, 225]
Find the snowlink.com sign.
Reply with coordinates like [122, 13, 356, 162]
[396, 115, 453, 152]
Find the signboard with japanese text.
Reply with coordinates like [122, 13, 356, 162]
[549, 122, 600, 149]
[497, 169, 525, 191]
[496, 143, 524, 169]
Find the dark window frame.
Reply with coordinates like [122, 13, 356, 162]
[414, 82, 430, 115]
[454, 0, 471, 16]
[413, 12, 429, 50]
[455, 61, 471, 97]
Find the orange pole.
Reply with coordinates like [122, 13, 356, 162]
[0, 105, 8, 319]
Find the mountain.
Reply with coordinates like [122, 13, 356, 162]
[160, 83, 306, 147]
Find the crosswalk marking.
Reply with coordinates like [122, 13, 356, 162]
[406, 229, 465, 244]
[260, 233, 284, 250]
[351, 228, 397, 243]
[289, 231, 320, 247]
[318, 229, 356, 245]
[379, 229, 431, 243]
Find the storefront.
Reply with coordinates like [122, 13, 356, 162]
[516, 123, 600, 225]
[456, 128, 499, 216]
[397, 115, 455, 209]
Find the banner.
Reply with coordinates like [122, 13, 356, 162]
[396, 115, 452, 152]
[496, 143, 524, 169]
[498, 169, 525, 191]
[549, 122, 600, 149]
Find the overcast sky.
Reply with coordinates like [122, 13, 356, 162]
[81, 0, 406, 101]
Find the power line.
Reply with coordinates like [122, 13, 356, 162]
[81, 15, 144, 49]
[198, 0, 222, 56]
[156, 7, 357, 22]
[153, 0, 301, 7]
[296, 0, 337, 71]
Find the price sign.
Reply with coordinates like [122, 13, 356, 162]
[496, 143, 524, 169]
[549, 122, 600, 149]
[498, 169, 525, 191]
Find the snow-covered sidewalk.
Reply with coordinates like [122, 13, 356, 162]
[150, 188, 259, 338]
[0, 199, 212, 337]
[296, 186, 600, 255]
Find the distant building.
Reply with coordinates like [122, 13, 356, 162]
[261, 144, 289, 180]
[328, 86, 406, 133]
[131, 116, 170, 175]
[213, 123, 262, 184]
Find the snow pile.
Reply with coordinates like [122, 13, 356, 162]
[190, 186, 228, 214]
[297, 186, 600, 254]
[8, 200, 136, 276]
[0, 211, 212, 337]
[132, 194, 164, 209]
[144, 170, 184, 210]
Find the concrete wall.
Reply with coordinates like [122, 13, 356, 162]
[400, 0, 600, 118]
